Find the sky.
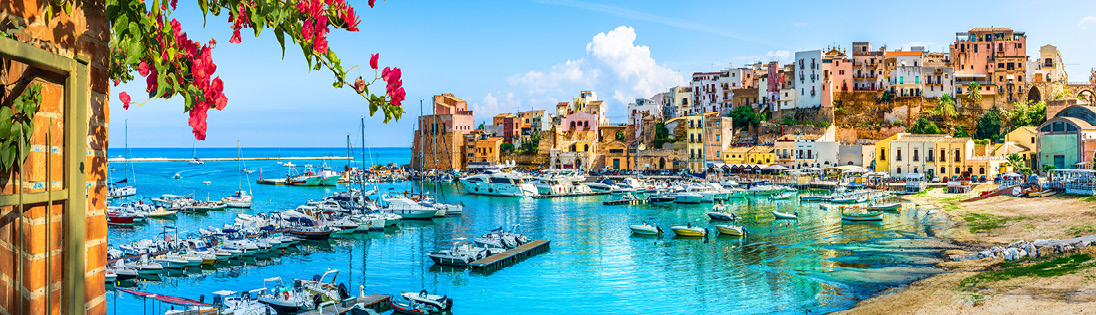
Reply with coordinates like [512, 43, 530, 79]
[109, 0, 1096, 148]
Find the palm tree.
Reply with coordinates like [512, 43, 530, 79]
[965, 82, 982, 112]
[935, 93, 957, 122]
[1006, 153, 1026, 173]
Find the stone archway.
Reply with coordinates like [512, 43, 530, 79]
[1027, 85, 1042, 103]
[555, 158, 561, 169]
[575, 158, 583, 170]
[659, 157, 666, 169]
[1079, 89, 1095, 104]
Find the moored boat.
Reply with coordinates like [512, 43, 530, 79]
[629, 222, 663, 235]
[772, 210, 798, 219]
[841, 211, 884, 221]
[670, 224, 707, 237]
[715, 224, 747, 236]
[867, 202, 901, 211]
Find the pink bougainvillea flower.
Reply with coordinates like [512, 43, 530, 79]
[230, 29, 242, 44]
[382, 67, 405, 106]
[170, 0, 178, 10]
[370, 53, 379, 70]
[313, 32, 328, 53]
[138, 60, 150, 77]
[119, 92, 131, 109]
[343, 5, 360, 31]
[369, 0, 375, 8]
[145, 71, 159, 97]
[113, 79, 120, 86]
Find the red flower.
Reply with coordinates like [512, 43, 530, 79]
[113, 79, 120, 86]
[119, 92, 132, 109]
[369, 0, 375, 8]
[313, 33, 328, 53]
[343, 5, 360, 31]
[381, 67, 405, 106]
[230, 29, 242, 44]
[170, 0, 178, 10]
[370, 53, 379, 70]
[138, 60, 150, 77]
[145, 70, 159, 97]
[211, 77, 227, 110]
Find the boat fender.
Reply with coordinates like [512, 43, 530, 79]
[338, 283, 350, 300]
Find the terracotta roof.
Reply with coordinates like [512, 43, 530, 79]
[748, 146, 774, 153]
[885, 51, 923, 57]
[557, 102, 570, 106]
[940, 137, 972, 143]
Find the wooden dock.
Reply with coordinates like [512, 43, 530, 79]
[532, 191, 609, 198]
[469, 240, 550, 272]
[297, 294, 390, 315]
[603, 198, 648, 206]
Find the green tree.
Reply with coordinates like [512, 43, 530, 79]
[909, 118, 940, 134]
[1006, 153, 1030, 174]
[953, 126, 970, 137]
[728, 106, 759, 128]
[975, 108, 1003, 141]
[934, 93, 957, 122]
[500, 142, 515, 153]
[1009, 100, 1047, 127]
[519, 132, 540, 155]
[965, 82, 983, 111]
[615, 130, 625, 141]
[650, 123, 674, 148]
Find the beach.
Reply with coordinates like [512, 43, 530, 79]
[838, 185, 1096, 314]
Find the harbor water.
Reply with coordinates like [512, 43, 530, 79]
[106, 147, 951, 314]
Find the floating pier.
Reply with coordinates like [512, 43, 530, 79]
[469, 240, 550, 272]
[532, 191, 609, 198]
[256, 178, 288, 185]
[603, 198, 648, 206]
[297, 295, 391, 315]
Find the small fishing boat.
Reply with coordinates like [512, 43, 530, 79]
[769, 191, 796, 200]
[670, 224, 707, 237]
[107, 213, 135, 224]
[396, 290, 452, 313]
[106, 261, 139, 281]
[104, 270, 116, 283]
[867, 202, 901, 211]
[841, 211, 884, 221]
[153, 255, 189, 269]
[629, 222, 663, 235]
[287, 226, 336, 240]
[715, 224, 747, 236]
[671, 192, 703, 204]
[706, 203, 737, 221]
[799, 195, 823, 201]
[146, 208, 178, 218]
[772, 210, 798, 219]
[829, 196, 858, 203]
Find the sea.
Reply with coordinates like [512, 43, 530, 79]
[104, 147, 951, 315]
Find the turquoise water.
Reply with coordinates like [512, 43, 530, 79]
[105, 147, 949, 314]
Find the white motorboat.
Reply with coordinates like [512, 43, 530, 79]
[107, 185, 137, 199]
[153, 254, 189, 269]
[126, 255, 163, 275]
[629, 222, 663, 235]
[748, 184, 782, 195]
[670, 224, 708, 237]
[256, 277, 312, 314]
[223, 190, 253, 208]
[772, 210, 799, 219]
[396, 290, 452, 312]
[211, 289, 277, 315]
[380, 195, 440, 219]
[458, 172, 538, 197]
[648, 195, 675, 204]
[428, 241, 493, 266]
[715, 224, 747, 236]
[671, 192, 703, 204]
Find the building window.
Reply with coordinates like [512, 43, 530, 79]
[940, 167, 946, 174]
[913, 149, 919, 162]
[896, 149, 902, 161]
[939, 149, 945, 162]
[979, 167, 985, 174]
[955, 167, 961, 174]
[880, 149, 886, 161]
[897, 167, 902, 174]
[954, 150, 961, 162]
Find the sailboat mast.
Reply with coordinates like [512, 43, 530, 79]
[237, 140, 242, 192]
[431, 98, 439, 197]
[418, 99, 425, 198]
[360, 117, 368, 205]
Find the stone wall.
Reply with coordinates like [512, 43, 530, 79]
[410, 131, 465, 170]
[834, 126, 905, 143]
[1, 0, 110, 313]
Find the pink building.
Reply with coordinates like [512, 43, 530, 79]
[560, 112, 599, 132]
[431, 94, 474, 133]
[822, 46, 852, 108]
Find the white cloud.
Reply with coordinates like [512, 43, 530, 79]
[470, 92, 523, 122]
[766, 50, 791, 62]
[1081, 16, 1096, 30]
[506, 26, 684, 122]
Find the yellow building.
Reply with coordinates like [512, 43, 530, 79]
[723, 146, 752, 164]
[746, 146, 775, 165]
[873, 133, 900, 173]
[686, 114, 705, 172]
[473, 137, 504, 164]
[933, 137, 975, 178]
[998, 126, 1038, 170]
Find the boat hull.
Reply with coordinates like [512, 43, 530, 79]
[629, 225, 660, 235]
[670, 227, 707, 237]
[715, 225, 745, 236]
[772, 211, 798, 219]
[706, 212, 737, 221]
[458, 180, 537, 197]
[842, 212, 884, 221]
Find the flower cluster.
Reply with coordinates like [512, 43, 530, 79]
[381, 66, 405, 106]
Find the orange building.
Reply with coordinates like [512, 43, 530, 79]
[950, 27, 1028, 106]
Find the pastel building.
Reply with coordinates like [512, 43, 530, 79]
[950, 27, 1028, 106]
[850, 42, 886, 91]
[794, 50, 824, 109]
[1037, 105, 1096, 170]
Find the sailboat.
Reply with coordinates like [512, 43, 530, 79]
[224, 141, 253, 208]
[107, 120, 137, 199]
[188, 141, 204, 165]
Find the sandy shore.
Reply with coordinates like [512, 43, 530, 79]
[835, 185, 1096, 314]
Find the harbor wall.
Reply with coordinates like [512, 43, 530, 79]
[0, 0, 110, 313]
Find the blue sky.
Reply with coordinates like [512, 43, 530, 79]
[110, 0, 1096, 148]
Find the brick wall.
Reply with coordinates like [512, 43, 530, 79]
[1, 0, 109, 314]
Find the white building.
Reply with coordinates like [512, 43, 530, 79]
[794, 140, 839, 169]
[691, 72, 724, 115]
[628, 97, 662, 140]
[794, 50, 824, 109]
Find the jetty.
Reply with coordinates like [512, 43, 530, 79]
[469, 240, 550, 272]
[532, 191, 609, 198]
[603, 198, 648, 206]
[107, 156, 353, 163]
[297, 295, 391, 315]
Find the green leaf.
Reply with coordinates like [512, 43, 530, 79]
[156, 70, 167, 98]
[0, 144, 13, 170]
[198, 0, 208, 26]
[274, 27, 286, 59]
[9, 122, 19, 140]
[0, 108, 12, 139]
[64, 2, 72, 16]
[13, 98, 24, 114]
